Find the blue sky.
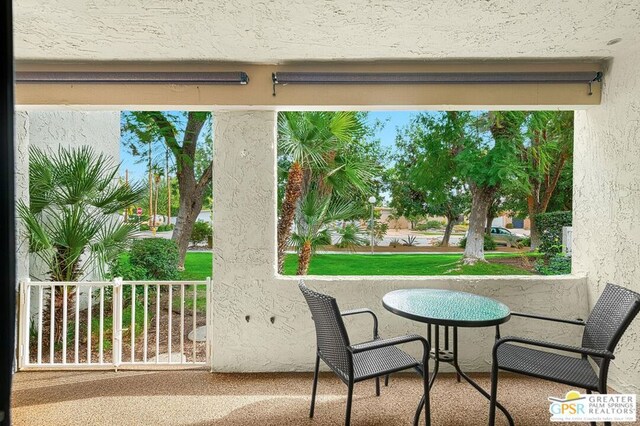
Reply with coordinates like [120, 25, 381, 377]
[365, 111, 417, 152]
[120, 111, 419, 181]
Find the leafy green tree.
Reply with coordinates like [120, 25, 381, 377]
[392, 111, 528, 262]
[457, 111, 528, 263]
[122, 111, 212, 268]
[18, 146, 144, 340]
[496, 111, 573, 248]
[391, 113, 469, 246]
[521, 111, 573, 248]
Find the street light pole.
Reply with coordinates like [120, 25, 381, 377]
[368, 196, 376, 255]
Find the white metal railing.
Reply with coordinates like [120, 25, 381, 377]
[17, 277, 212, 370]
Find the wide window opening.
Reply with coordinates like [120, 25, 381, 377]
[276, 110, 574, 277]
[15, 109, 213, 368]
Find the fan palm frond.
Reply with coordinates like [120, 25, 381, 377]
[18, 145, 146, 281]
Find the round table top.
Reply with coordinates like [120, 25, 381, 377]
[382, 288, 511, 327]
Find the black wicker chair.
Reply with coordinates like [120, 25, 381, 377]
[489, 283, 640, 426]
[299, 280, 431, 426]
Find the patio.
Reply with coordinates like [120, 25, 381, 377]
[4, 1, 640, 425]
[12, 370, 588, 426]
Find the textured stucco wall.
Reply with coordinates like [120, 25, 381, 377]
[15, 112, 30, 287]
[26, 111, 120, 160]
[14, 110, 121, 281]
[212, 110, 589, 373]
[574, 51, 640, 394]
[12, 1, 640, 62]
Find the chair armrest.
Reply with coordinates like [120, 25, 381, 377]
[495, 336, 615, 359]
[511, 311, 585, 326]
[341, 308, 379, 339]
[350, 334, 428, 355]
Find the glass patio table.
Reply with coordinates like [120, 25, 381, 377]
[382, 288, 514, 426]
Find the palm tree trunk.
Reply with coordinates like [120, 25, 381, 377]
[277, 162, 303, 273]
[296, 240, 312, 275]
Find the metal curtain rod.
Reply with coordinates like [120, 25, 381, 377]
[272, 71, 603, 95]
[16, 71, 250, 85]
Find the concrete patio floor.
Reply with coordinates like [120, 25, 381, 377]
[12, 370, 593, 425]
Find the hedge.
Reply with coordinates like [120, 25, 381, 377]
[534, 211, 572, 256]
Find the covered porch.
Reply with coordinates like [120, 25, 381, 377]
[7, 1, 640, 425]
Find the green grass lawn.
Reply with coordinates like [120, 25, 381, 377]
[175, 252, 533, 279]
[180, 252, 213, 280]
[282, 253, 532, 275]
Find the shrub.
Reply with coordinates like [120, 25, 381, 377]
[108, 253, 148, 280]
[535, 254, 571, 275]
[156, 224, 175, 232]
[505, 223, 514, 229]
[139, 224, 150, 231]
[427, 220, 445, 229]
[130, 238, 179, 280]
[190, 220, 212, 246]
[401, 235, 418, 246]
[520, 236, 531, 247]
[459, 235, 497, 251]
[415, 220, 445, 231]
[389, 238, 401, 248]
[534, 211, 572, 256]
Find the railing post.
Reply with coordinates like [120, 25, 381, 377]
[113, 277, 123, 371]
[206, 277, 212, 371]
[17, 279, 30, 369]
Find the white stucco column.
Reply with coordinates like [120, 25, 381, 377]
[15, 112, 30, 287]
[211, 110, 278, 371]
[574, 50, 640, 394]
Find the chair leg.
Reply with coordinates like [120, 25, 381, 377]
[423, 362, 431, 426]
[310, 354, 320, 418]
[385, 374, 389, 387]
[488, 364, 499, 426]
[345, 381, 354, 426]
[375, 377, 380, 396]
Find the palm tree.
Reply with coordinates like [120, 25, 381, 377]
[335, 223, 368, 250]
[17, 145, 145, 341]
[276, 111, 366, 273]
[290, 189, 365, 275]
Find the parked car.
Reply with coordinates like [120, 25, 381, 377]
[490, 226, 525, 246]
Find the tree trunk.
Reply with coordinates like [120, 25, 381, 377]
[277, 162, 303, 273]
[463, 185, 495, 264]
[173, 182, 207, 268]
[440, 215, 455, 247]
[172, 157, 211, 268]
[529, 212, 541, 250]
[485, 210, 494, 236]
[296, 240, 312, 275]
[146, 111, 212, 269]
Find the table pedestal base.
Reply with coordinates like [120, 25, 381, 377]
[413, 325, 514, 426]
